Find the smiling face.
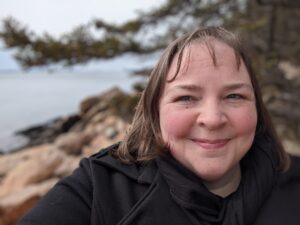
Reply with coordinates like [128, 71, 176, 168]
[159, 40, 257, 190]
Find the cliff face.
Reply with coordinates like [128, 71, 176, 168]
[0, 86, 299, 225]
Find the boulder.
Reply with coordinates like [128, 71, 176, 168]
[54, 132, 88, 155]
[80, 87, 124, 119]
[0, 146, 64, 197]
[0, 178, 58, 225]
[0, 145, 50, 181]
[279, 61, 300, 80]
[105, 127, 119, 139]
[80, 96, 101, 115]
[283, 139, 300, 157]
[16, 115, 81, 149]
[54, 156, 81, 177]
[0, 144, 51, 185]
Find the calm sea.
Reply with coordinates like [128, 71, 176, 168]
[0, 71, 142, 153]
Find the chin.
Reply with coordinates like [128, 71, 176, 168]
[199, 172, 226, 183]
[193, 166, 225, 181]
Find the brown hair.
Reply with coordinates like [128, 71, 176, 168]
[115, 27, 290, 171]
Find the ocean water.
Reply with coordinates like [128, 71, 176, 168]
[0, 71, 142, 153]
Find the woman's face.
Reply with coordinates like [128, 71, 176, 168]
[159, 40, 257, 184]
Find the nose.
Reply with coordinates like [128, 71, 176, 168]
[196, 101, 227, 130]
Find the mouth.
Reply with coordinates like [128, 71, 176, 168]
[191, 138, 230, 150]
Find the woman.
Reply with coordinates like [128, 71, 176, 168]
[18, 27, 299, 225]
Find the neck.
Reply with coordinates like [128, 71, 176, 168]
[204, 164, 241, 197]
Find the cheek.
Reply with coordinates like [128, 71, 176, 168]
[230, 106, 257, 135]
[160, 109, 195, 140]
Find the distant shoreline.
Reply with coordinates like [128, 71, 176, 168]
[0, 71, 142, 153]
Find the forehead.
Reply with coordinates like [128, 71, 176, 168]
[162, 40, 253, 92]
[168, 40, 242, 79]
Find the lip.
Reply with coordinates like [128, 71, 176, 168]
[191, 138, 230, 150]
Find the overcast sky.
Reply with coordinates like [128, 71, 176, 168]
[0, 0, 165, 72]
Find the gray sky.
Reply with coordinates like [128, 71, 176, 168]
[0, 0, 164, 71]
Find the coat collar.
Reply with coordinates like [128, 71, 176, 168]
[91, 144, 193, 225]
[117, 171, 193, 225]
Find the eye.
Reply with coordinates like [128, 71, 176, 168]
[175, 95, 194, 102]
[226, 93, 244, 100]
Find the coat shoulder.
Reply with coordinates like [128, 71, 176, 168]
[255, 155, 300, 225]
[87, 143, 157, 184]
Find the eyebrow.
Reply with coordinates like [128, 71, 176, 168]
[168, 83, 253, 93]
[172, 84, 203, 91]
[223, 83, 253, 91]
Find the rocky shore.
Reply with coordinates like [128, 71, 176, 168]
[0, 86, 299, 225]
[0, 87, 136, 225]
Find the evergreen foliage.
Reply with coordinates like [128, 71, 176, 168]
[1, 0, 300, 140]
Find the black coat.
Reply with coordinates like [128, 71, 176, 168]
[18, 144, 300, 225]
